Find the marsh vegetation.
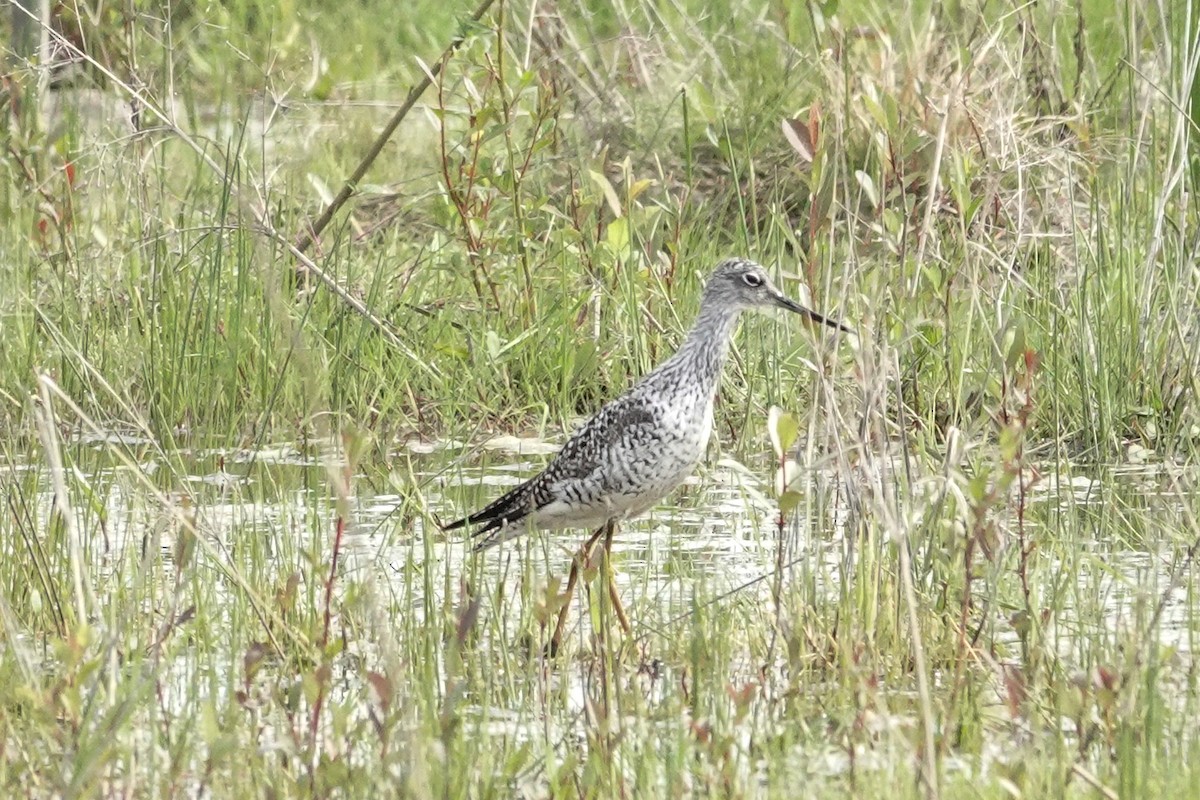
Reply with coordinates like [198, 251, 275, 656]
[2, 0, 1199, 796]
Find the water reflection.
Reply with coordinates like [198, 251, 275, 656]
[22, 435, 1200, 750]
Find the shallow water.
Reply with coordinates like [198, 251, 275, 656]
[27, 432, 1199, 654]
[10, 431, 1199, 792]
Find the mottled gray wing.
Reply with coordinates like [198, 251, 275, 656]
[448, 395, 661, 548]
[526, 396, 661, 507]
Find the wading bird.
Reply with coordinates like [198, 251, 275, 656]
[444, 258, 849, 652]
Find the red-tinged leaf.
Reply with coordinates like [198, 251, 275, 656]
[726, 681, 758, 721]
[1002, 665, 1026, 719]
[243, 641, 269, 685]
[366, 671, 393, 715]
[782, 118, 814, 164]
[454, 593, 481, 649]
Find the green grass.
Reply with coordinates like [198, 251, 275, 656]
[2, 0, 1200, 796]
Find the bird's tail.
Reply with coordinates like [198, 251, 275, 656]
[442, 481, 533, 549]
[469, 523, 529, 552]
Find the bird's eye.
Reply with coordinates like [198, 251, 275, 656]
[742, 272, 763, 287]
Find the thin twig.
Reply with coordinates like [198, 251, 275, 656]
[1068, 764, 1119, 800]
[898, 535, 940, 800]
[32, 378, 92, 625]
[293, 0, 501, 256]
[308, 505, 349, 778]
[10, 3, 442, 377]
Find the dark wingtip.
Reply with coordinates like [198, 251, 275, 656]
[469, 517, 505, 539]
[462, 516, 507, 552]
[471, 533, 502, 553]
[441, 509, 509, 540]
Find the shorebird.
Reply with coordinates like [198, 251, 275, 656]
[444, 258, 849, 651]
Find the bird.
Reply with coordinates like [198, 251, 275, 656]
[443, 257, 850, 651]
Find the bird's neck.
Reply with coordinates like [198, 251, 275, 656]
[660, 302, 742, 392]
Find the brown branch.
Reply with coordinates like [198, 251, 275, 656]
[293, 0, 501, 258]
[14, 5, 443, 375]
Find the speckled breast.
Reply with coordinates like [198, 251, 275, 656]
[610, 390, 713, 517]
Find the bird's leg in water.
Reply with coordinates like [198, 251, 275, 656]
[602, 521, 631, 635]
[551, 521, 611, 653]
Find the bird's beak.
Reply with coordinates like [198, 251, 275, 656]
[771, 289, 853, 334]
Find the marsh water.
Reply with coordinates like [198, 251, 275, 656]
[69, 434, 840, 631]
[16, 430, 1199, 788]
[40, 432, 1199, 659]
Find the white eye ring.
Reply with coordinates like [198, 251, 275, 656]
[742, 272, 763, 287]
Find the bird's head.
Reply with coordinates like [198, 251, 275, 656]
[701, 258, 851, 333]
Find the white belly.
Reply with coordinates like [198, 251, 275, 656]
[616, 396, 714, 517]
[526, 393, 717, 532]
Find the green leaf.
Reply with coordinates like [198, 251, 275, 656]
[860, 93, 888, 130]
[767, 406, 800, 458]
[854, 170, 878, 208]
[589, 169, 622, 217]
[605, 217, 630, 257]
[778, 489, 804, 514]
[774, 459, 801, 496]
[1003, 323, 1027, 373]
[628, 177, 656, 202]
[484, 330, 503, 361]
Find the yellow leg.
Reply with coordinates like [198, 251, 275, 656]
[550, 522, 609, 654]
[602, 522, 631, 636]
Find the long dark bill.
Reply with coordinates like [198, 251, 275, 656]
[772, 293, 853, 334]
